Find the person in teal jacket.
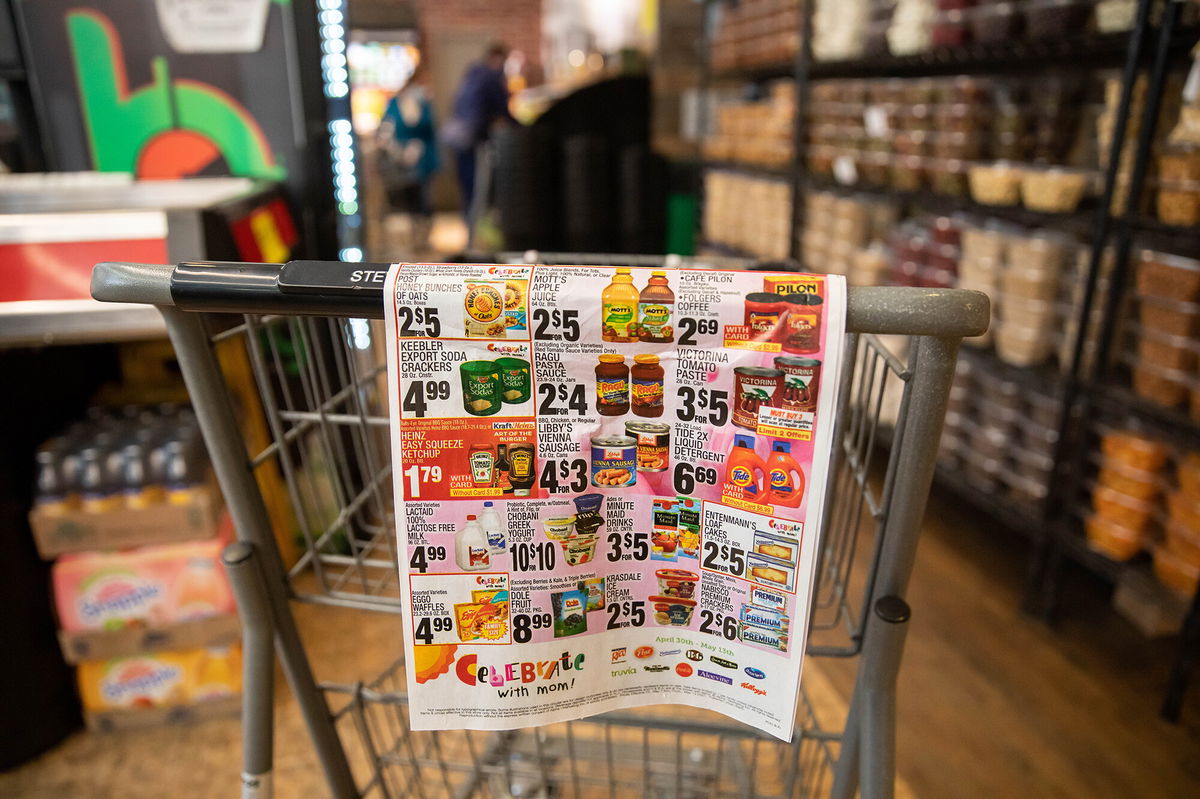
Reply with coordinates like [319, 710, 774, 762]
[378, 64, 440, 250]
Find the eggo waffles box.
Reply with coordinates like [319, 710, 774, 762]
[52, 526, 234, 634]
[77, 645, 242, 712]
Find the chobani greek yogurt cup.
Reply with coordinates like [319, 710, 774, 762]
[543, 516, 576, 540]
[561, 536, 598, 565]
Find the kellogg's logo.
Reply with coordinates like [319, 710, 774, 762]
[634, 646, 655, 659]
[78, 573, 163, 625]
[101, 659, 183, 705]
[740, 682, 767, 696]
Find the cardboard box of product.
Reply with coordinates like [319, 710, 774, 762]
[58, 614, 241, 664]
[84, 694, 241, 733]
[51, 515, 237, 662]
[76, 645, 242, 720]
[29, 484, 222, 558]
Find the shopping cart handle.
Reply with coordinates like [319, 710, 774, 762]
[92, 261, 989, 338]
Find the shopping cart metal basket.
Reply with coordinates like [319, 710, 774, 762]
[91, 259, 988, 799]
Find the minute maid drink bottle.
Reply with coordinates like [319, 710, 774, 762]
[766, 440, 805, 508]
[723, 434, 768, 500]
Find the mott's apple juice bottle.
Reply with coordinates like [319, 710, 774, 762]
[638, 271, 675, 343]
[723, 434, 768, 500]
[766, 440, 805, 508]
[602, 268, 640, 342]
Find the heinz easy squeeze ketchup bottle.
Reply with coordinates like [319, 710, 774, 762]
[724, 434, 768, 500]
[766, 440, 805, 507]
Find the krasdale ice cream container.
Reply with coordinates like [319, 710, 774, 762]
[655, 568, 700, 599]
[649, 595, 697, 626]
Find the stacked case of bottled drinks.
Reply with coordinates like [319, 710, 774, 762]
[30, 404, 241, 730]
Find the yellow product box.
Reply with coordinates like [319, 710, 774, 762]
[77, 645, 242, 712]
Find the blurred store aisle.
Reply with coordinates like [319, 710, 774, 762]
[366, 212, 468, 264]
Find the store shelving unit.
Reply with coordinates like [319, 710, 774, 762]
[695, 0, 1200, 718]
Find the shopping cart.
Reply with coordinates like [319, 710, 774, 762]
[90, 259, 987, 799]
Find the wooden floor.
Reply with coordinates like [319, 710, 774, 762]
[3, 487, 1199, 797]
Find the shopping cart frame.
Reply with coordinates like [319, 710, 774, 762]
[92, 260, 987, 799]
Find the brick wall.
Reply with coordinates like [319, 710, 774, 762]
[412, 0, 542, 70]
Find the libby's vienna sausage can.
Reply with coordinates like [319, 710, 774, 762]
[590, 435, 637, 487]
[626, 421, 670, 473]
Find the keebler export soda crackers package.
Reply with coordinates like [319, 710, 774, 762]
[76, 645, 242, 711]
[52, 520, 234, 633]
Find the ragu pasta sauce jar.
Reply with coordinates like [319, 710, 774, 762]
[744, 293, 788, 338]
[780, 293, 823, 354]
[595, 354, 630, 416]
[631, 354, 665, 418]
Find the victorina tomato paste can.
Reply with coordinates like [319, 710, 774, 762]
[732, 366, 782, 430]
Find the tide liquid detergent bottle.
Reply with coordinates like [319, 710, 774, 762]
[456, 515, 491, 571]
[724, 434, 768, 500]
[766, 440, 805, 508]
[479, 500, 506, 554]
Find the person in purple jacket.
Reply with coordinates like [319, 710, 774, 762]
[442, 42, 516, 221]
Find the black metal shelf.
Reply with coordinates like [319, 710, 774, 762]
[1122, 215, 1200, 255]
[933, 457, 1045, 536]
[1052, 520, 1128, 582]
[702, 160, 793, 180]
[958, 345, 1069, 395]
[808, 27, 1200, 80]
[1089, 381, 1200, 448]
[712, 62, 795, 83]
[699, 240, 768, 261]
[806, 177, 1100, 233]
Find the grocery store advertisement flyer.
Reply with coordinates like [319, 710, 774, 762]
[384, 263, 845, 741]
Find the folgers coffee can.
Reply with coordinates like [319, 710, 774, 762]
[626, 421, 670, 472]
[744, 293, 788, 337]
[774, 356, 821, 412]
[590, 436, 636, 487]
[732, 366, 783, 430]
[780, 293, 823, 354]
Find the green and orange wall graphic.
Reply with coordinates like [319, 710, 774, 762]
[66, 9, 286, 181]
